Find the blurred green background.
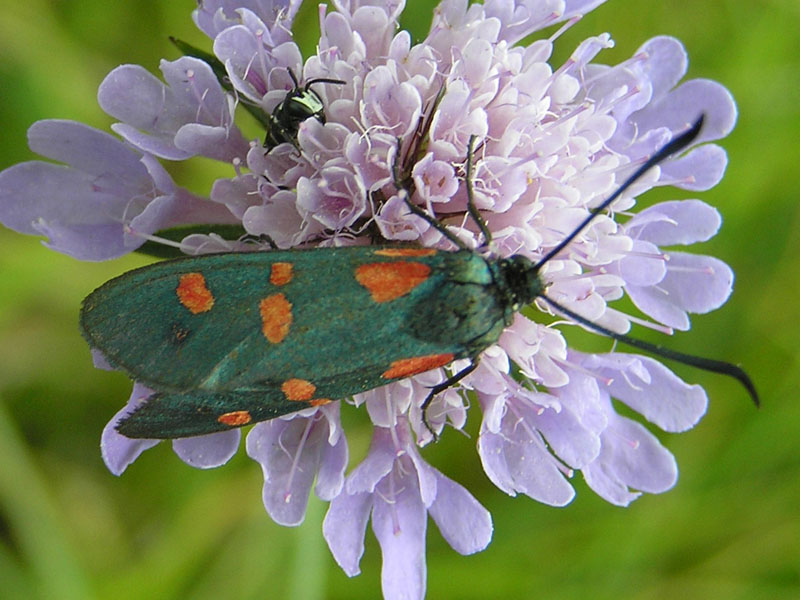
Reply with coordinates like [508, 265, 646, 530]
[0, 1, 798, 598]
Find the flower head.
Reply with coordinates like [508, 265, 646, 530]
[0, 1, 746, 598]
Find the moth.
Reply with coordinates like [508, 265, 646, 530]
[80, 116, 758, 439]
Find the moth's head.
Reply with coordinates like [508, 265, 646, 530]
[501, 254, 545, 309]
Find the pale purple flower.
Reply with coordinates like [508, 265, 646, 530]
[0, 1, 744, 598]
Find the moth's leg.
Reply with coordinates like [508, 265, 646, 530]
[464, 134, 492, 246]
[392, 138, 469, 250]
[420, 359, 478, 440]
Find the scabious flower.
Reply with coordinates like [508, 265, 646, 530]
[0, 1, 739, 598]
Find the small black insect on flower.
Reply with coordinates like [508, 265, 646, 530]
[265, 69, 345, 150]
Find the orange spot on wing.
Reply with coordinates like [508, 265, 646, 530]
[374, 248, 437, 257]
[282, 378, 316, 401]
[310, 398, 331, 407]
[260, 293, 292, 343]
[176, 272, 215, 314]
[382, 353, 455, 379]
[270, 262, 293, 286]
[355, 261, 431, 303]
[217, 410, 252, 427]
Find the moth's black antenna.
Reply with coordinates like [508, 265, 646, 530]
[286, 68, 345, 94]
[304, 77, 348, 90]
[534, 115, 705, 271]
[532, 114, 758, 407]
[540, 295, 760, 407]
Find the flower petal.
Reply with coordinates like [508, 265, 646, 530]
[323, 490, 372, 577]
[314, 406, 348, 501]
[372, 467, 427, 600]
[628, 252, 733, 329]
[659, 143, 728, 191]
[583, 414, 678, 506]
[429, 470, 493, 555]
[100, 384, 159, 476]
[346, 427, 397, 495]
[478, 394, 576, 506]
[581, 353, 708, 432]
[630, 78, 737, 146]
[172, 429, 240, 468]
[247, 413, 340, 526]
[626, 199, 721, 246]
